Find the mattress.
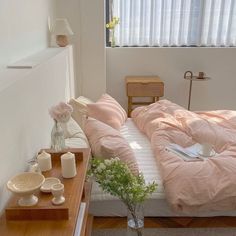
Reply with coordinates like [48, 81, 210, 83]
[89, 119, 236, 217]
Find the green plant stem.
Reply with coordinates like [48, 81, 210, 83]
[111, 29, 115, 48]
[127, 204, 143, 236]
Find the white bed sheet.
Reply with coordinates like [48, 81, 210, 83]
[90, 118, 164, 202]
[89, 119, 236, 217]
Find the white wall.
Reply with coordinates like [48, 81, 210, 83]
[0, 48, 70, 213]
[0, 0, 56, 68]
[0, 0, 60, 213]
[107, 47, 236, 111]
[55, 0, 106, 100]
[55, 0, 80, 97]
[78, 0, 106, 100]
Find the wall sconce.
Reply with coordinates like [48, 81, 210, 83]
[51, 18, 74, 47]
[184, 71, 211, 110]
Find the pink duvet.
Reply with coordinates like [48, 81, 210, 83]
[131, 100, 236, 213]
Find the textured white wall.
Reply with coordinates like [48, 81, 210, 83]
[107, 47, 236, 111]
[0, 0, 55, 68]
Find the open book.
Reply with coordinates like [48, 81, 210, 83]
[166, 143, 204, 161]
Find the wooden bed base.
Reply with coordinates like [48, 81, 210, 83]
[93, 216, 236, 228]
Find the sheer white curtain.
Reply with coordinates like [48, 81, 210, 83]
[112, 0, 236, 47]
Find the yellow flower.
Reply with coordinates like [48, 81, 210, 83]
[106, 16, 120, 29]
[112, 17, 120, 24]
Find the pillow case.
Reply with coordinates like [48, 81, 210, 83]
[84, 118, 138, 174]
[87, 94, 127, 130]
[69, 96, 94, 130]
[60, 117, 89, 148]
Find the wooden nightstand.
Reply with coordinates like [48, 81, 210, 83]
[125, 76, 164, 117]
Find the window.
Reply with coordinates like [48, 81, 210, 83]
[107, 0, 236, 47]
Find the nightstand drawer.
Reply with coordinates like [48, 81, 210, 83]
[127, 82, 164, 97]
[125, 76, 164, 117]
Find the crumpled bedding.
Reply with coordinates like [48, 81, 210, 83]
[131, 100, 236, 213]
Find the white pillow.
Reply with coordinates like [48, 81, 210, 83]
[69, 96, 94, 130]
[76, 96, 94, 105]
[61, 118, 89, 148]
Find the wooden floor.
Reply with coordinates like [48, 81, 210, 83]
[93, 217, 236, 228]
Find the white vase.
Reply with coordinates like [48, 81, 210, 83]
[110, 29, 116, 48]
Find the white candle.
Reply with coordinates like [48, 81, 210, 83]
[60, 152, 77, 178]
[37, 151, 52, 172]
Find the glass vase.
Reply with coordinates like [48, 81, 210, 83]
[127, 204, 144, 236]
[51, 120, 66, 152]
[110, 29, 116, 48]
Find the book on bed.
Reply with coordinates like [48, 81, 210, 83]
[166, 143, 204, 162]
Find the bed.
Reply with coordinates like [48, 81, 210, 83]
[68, 94, 236, 217]
[89, 118, 236, 217]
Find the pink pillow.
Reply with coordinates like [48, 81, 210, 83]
[84, 118, 138, 175]
[87, 94, 127, 130]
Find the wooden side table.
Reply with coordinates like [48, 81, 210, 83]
[0, 148, 92, 236]
[184, 71, 211, 110]
[125, 76, 164, 117]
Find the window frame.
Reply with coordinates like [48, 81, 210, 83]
[105, 0, 236, 48]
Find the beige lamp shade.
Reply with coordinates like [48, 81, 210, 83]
[51, 18, 74, 47]
[51, 18, 74, 35]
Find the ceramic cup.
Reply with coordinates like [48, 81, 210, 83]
[201, 143, 213, 157]
[198, 72, 205, 79]
[51, 183, 65, 205]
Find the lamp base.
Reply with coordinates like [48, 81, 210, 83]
[56, 35, 69, 47]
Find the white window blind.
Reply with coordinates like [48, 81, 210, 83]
[111, 0, 236, 47]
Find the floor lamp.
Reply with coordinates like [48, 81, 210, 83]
[184, 71, 211, 110]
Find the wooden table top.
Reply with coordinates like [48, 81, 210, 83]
[125, 76, 163, 84]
